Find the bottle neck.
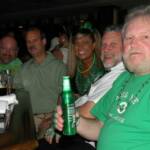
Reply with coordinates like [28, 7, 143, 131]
[63, 76, 71, 91]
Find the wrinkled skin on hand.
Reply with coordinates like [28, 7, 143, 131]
[39, 117, 52, 130]
[55, 105, 64, 131]
[45, 127, 61, 144]
[44, 106, 63, 144]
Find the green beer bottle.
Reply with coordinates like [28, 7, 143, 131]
[62, 76, 76, 136]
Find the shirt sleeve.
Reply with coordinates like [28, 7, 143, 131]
[75, 94, 88, 107]
[90, 89, 115, 122]
[88, 70, 123, 103]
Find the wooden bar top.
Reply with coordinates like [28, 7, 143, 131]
[0, 89, 37, 149]
[1, 139, 38, 150]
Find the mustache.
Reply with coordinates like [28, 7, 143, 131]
[103, 52, 113, 57]
[128, 48, 142, 54]
[28, 45, 36, 50]
[2, 54, 11, 57]
[123, 49, 142, 59]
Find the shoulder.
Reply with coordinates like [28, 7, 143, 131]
[47, 52, 67, 73]
[14, 58, 23, 65]
[112, 71, 131, 87]
[116, 71, 130, 80]
[8, 58, 22, 67]
[48, 52, 65, 66]
[23, 59, 33, 66]
[21, 59, 33, 71]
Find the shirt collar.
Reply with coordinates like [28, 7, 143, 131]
[110, 62, 125, 71]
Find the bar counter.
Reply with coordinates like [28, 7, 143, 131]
[0, 89, 38, 149]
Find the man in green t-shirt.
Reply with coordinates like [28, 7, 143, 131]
[55, 5, 150, 150]
[0, 34, 22, 75]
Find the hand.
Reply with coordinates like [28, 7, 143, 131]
[45, 127, 61, 144]
[45, 106, 63, 144]
[38, 116, 53, 130]
[54, 105, 64, 131]
[36, 113, 53, 139]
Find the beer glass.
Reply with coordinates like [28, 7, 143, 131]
[0, 70, 13, 96]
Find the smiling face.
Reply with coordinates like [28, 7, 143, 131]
[123, 16, 150, 75]
[101, 31, 123, 69]
[74, 33, 95, 62]
[0, 36, 18, 64]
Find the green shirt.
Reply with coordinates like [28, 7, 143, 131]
[14, 52, 67, 114]
[91, 71, 150, 150]
[75, 55, 105, 95]
[0, 58, 22, 76]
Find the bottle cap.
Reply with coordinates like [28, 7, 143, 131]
[63, 76, 71, 91]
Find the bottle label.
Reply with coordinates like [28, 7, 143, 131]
[63, 103, 76, 135]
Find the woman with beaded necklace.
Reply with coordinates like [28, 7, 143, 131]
[68, 28, 105, 96]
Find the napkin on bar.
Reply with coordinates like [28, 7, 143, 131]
[0, 94, 18, 133]
[0, 94, 18, 114]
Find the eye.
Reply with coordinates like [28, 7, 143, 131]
[101, 44, 106, 49]
[143, 35, 150, 39]
[110, 43, 117, 48]
[124, 36, 133, 41]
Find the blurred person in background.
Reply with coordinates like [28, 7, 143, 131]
[52, 32, 70, 65]
[0, 34, 22, 75]
[49, 37, 59, 52]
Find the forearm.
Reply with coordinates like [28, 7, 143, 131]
[78, 101, 95, 119]
[77, 116, 103, 141]
[55, 105, 103, 141]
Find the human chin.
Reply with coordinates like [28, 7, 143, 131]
[77, 55, 86, 60]
[3, 56, 11, 64]
[103, 62, 114, 69]
[29, 48, 38, 54]
[104, 57, 113, 63]
[3, 59, 10, 64]
[124, 57, 143, 73]
[127, 63, 150, 75]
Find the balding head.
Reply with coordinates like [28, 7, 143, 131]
[0, 35, 18, 64]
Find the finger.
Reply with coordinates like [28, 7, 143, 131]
[45, 135, 53, 144]
[54, 106, 64, 130]
[39, 120, 52, 129]
[45, 128, 55, 144]
[55, 133, 61, 143]
[49, 136, 53, 144]
[57, 105, 63, 115]
[54, 113, 64, 131]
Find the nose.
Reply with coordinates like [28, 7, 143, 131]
[102, 45, 111, 52]
[75, 44, 83, 51]
[129, 37, 137, 48]
[27, 42, 34, 48]
[3, 48, 12, 55]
